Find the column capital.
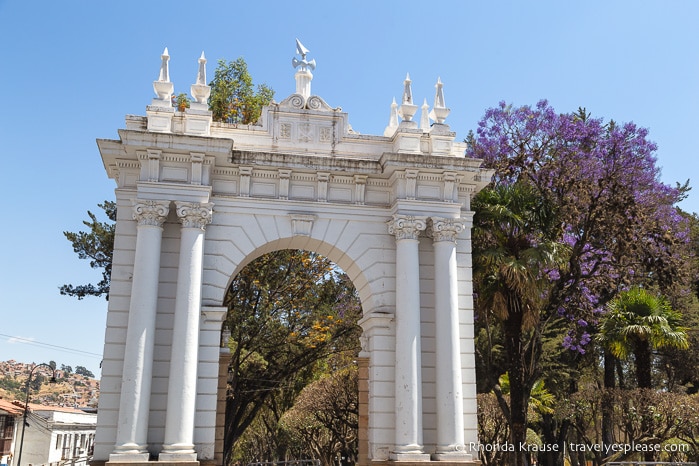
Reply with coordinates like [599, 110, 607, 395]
[175, 201, 213, 229]
[133, 199, 170, 227]
[427, 217, 465, 243]
[387, 214, 427, 240]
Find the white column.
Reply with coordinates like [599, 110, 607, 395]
[160, 202, 213, 462]
[428, 217, 472, 461]
[110, 200, 170, 462]
[387, 214, 430, 461]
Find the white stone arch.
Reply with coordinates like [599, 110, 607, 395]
[202, 204, 396, 317]
[93, 46, 492, 466]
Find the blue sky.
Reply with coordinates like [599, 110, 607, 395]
[0, 1, 697, 376]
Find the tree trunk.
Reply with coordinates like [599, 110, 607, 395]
[503, 302, 528, 466]
[634, 340, 655, 461]
[634, 340, 652, 389]
[602, 350, 616, 452]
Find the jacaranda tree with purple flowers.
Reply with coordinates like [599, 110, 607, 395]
[467, 101, 693, 465]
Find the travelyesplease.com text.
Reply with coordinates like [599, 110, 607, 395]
[469, 442, 689, 455]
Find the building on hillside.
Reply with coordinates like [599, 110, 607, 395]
[11, 403, 96, 466]
[0, 399, 23, 466]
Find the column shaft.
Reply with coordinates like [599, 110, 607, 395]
[429, 217, 471, 461]
[388, 215, 429, 460]
[160, 202, 212, 462]
[111, 200, 169, 462]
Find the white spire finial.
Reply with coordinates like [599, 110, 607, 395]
[158, 47, 170, 82]
[191, 51, 211, 107]
[420, 98, 430, 131]
[429, 77, 450, 124]
[196, 51, 207, 85]
[402, 73, 413, 105]
[398, 73, 417, 123]
[153, 47, 174, 105]
[384, 97, 399, 136]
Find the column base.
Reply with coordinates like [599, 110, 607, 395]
[159, 452, 198, 462]
[109, 448, 149, 463]
[390, 451, 431, 462]
[431, 451, 475, 462]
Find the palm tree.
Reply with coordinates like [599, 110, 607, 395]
[472, 181, 568, 466]
[599, 287, 689, 389]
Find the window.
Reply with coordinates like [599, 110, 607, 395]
[56, 433, 63, 450]
[0, 415, 15, 455]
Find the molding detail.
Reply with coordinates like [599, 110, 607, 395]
[190, 152, 205, 185]
[279, 169, 291, 199]
[387, 214, 427, 241]
[405, 169, 418, 200]
[289, 213, 316, 236]
[147, 149, 161, 182]
[443, 171, 458, 202]
[317, 172, 330, 202]
[354, 175, 367, 205]
[239, 167, 253, 197]
[427, 217, 465, 243]
[176, 201, 213, 230]
[133, 199, 170, 227]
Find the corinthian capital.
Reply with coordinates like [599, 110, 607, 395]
[427, 217, 465, 243]
[387, 214, 427, 241]
[133, 200, 170, 227]
[176, 201, 213, 229]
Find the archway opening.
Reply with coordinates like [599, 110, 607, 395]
[219, 249, 362, 466]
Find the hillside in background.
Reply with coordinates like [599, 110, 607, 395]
[0, 360, 99, 408]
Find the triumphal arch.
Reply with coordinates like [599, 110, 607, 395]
[94, 42, 492, 466]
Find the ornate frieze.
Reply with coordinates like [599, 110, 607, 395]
[176, 202, 213, 230]
[132, 200, 170, 227]
[427, 217, 465, 243]
[387, 214, 427, 241]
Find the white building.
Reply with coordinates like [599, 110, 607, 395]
[0, 399, 23, 466]
[14, 404, 96, 466]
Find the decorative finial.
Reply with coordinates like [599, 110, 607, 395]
[158, 47, 170, 82]
[153, 47, 174, 105]
[292, 39, 315, 100]
[429, 77, 450, 124]
[191, 51, 211, 107]
[402, 73, 413, 105]
[420, 98, 430, 131]
[196, 52, 207, 85]
[398, 73, 417, 123]
[292, 39, 316, 72]
[384, 97, 399, 137]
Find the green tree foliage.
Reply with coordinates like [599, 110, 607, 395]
[74, 365, 95, 378]
[209, 58, 274, 124]
[598, 287, 689, 389]
[60, 201, 115, 300]
[223, 250, 361, 465]
[472, 181, 569, 466]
